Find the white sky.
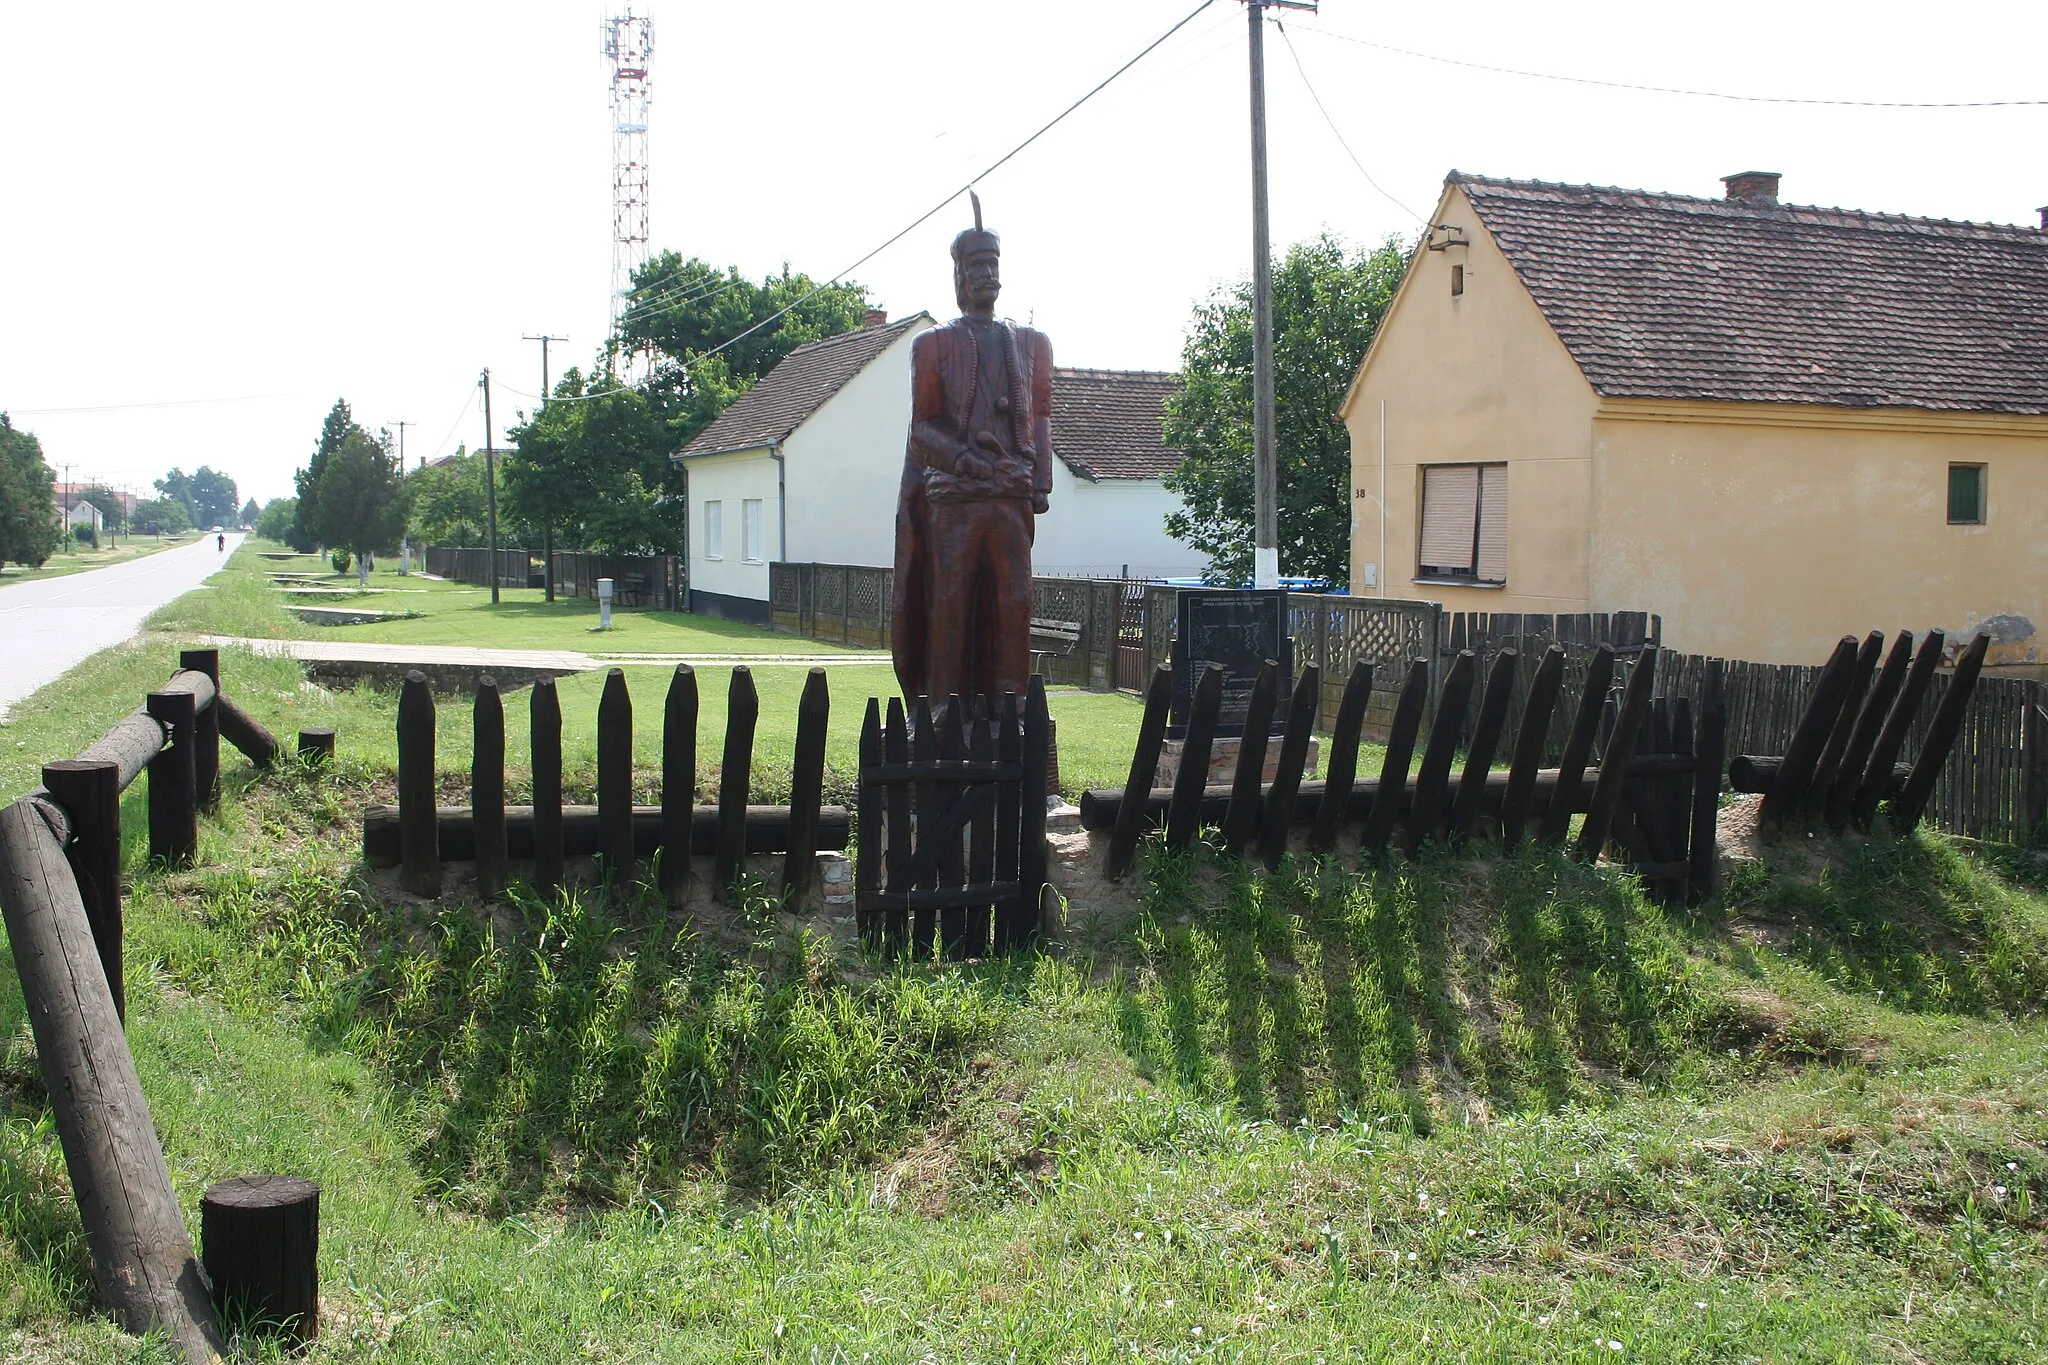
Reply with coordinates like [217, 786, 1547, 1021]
[2, 0, 2041, 507]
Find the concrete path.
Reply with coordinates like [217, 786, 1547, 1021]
[0, 534, 244, 719]
[194, 636, 890, 670]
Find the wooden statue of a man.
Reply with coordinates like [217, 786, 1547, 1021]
[891, 197, 1054, 705]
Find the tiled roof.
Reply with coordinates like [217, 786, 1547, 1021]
[1053, 368, 1183, 480]
[677, 314, 928, 457]
[1452, 173, 2048, 414]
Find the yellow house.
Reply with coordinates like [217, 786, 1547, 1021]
[1340, 171, 2048, 670]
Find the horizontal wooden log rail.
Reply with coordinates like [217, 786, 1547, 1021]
[1730, 755, 1910, 798]
[362, 802, 849, 867]
[1076, 764, 1652, 833]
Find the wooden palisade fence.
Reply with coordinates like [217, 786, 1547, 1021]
[0, 651, 306, 1362]
[1085, 644, 1729, 904]
[364, 665, 850, 908]
[1723, 629, 1999, 840]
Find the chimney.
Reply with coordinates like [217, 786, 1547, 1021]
[863, 308, 888, 328]
[2038, 206, 2048, 231]
[1721, 171, 1781, 205]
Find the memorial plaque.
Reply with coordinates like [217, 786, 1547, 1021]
[1171, 589, 1291, 732]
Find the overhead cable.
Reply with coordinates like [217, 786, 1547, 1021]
[1276, 23, 1428, 226]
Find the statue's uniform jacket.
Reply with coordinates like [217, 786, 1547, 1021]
[891, 316, 1055, 703]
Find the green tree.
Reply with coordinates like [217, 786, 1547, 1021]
[154, 465, 240, 529]
[238, 497, 259, 526]
[76, 483, 128, 532]
[0, 413, 61, 571]
[620, 254, 870, 450]
[134, 496, 191, 536]
[405, 447, 493, 546]
[1163, 233, 1408, 586]
[294, 398, 354, 548]
[504, 369, 675, 561]
[253, 497, 297, 541]
[311, 428, 409, 564]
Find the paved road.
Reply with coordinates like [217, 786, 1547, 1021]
[0, 534, 243, 718]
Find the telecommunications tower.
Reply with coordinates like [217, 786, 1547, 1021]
[603, 5, 653, 366]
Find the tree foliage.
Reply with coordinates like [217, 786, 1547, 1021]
[0, 413, 61, 571]
[238, 498, 259, 526]
[1163, 233, 1408, 586]
[620, 254, 871, 452]
[134, 497, 191, 535]
[294, 398, 353, 548]
[253, 497, 297, 541]
[311, 428, 409, 561]
[405, 448, 498, 546]
[76, 483, 127, 532]
[504, 370, 676, 556]
[154, 466, 240, 530]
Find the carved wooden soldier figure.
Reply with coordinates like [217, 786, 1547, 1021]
[891, 195, 1054, 705]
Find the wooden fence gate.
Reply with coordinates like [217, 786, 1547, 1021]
[856, 679, 1051, 959]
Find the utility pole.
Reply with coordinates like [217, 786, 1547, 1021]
[523, 333, 567, 602]
[1243, 0, 1314, 590]
[60, 464, 73, 531]
[481, 368, 500, 605]
[390, 420, 415, 471]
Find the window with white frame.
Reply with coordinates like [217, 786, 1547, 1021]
[1417, 463, 1507, 583]
[703, 500, 723, 560]
[742, 498, 765, 563]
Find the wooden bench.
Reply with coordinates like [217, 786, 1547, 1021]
[1030, 616, 1082, 677]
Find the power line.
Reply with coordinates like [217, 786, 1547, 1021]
[670, 0, 1223, 375]
[1291, 23, 2048, 109]
[1275, 22, 1427, 226]
[425, 386, 480, 464]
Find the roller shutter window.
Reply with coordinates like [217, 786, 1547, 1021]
[1476, 464, 1508, 582]
[1418, 465, 1479, 576]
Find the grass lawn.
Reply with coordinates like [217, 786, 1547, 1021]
[0, 533, 199, 586]
[149, 543, 878, 655]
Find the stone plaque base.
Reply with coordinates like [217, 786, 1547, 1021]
[1155, 734, 1319, 790]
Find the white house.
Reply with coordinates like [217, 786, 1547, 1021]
[674, 311, 1199, 621]
[65, 501, 103, 534]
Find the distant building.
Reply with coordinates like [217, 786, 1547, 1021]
[674, 311, 1199, 623]
[1342, 170, 2048, 668]
[53, 483, 135, 522]
[66, 501, 103, 533]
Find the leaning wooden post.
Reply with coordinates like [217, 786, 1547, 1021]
[1017, 675, 1050, 948]
[1688, 659, 1728, 904]
[714, 666, 758, 900]
[1825, 631, 1913, 831]
[0, 799, 227, 1363]
[41, 759, 124, 1023]
[1163, 664, 1224, 851]
[178, 648, 221, 812]
[1577, 646, 1659, 859]
[530, 678, 564, 893]
[1891, 631, 1991, 831]
[1220, 659, 1281, 859]
[145, 689, 198, 867]
[1538, 645, 1616, 845]
[296, 729, 336, 766]
[216, 693, 281, 770]
[1500, 645, 1567, 847]
[472, 676, 508, 899]
[661, 665, 698, 901]
[1307, 659, 1374, 854]
[1106, 663, 1173, 880]
[597, 668, 635, 883]
[1448, 648, 1518, 843]
[200, 1175, 319, 1346]
[1758, 635, 1860, 835]
[1406, 649, 1478, 848]
[782, 667, 830, 904]
[1359, 658, 1430, 856]
[855, 698, 883, 942]
[1805, 631, 1884, 818]
[396, 670, 440, 897]
[1257, 663, 1321, 870]
[1849, 630, 1946, 829]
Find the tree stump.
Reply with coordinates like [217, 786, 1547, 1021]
[297, 729, 335, 766]
[201, 1175, 319, 1345]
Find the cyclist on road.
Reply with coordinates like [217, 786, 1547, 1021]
[216, 533, 225, 552]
